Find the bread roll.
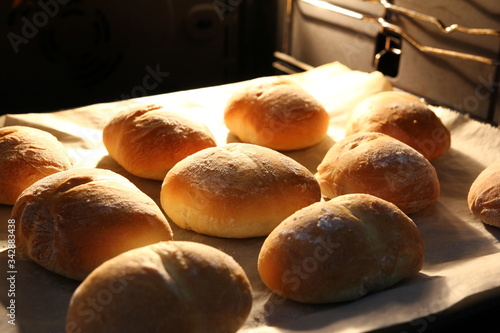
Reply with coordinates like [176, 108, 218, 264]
[345, 91, 451, 160]
[0, 125, 72, 205]
[66, 241, 252, 333]
[316, 132, 440, 214]
[12, 168, 173, 280]
[161, 143, 321, 238]
[224, 77, 329, 151]
[468, 160, 500, 228]
[258, 193, 424, 304]
[103, 104, 216, 180]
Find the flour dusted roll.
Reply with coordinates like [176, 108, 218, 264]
[66, 241, 252, 333]
[345, 91, 451, 160]
[103, 104, 216, 180]
[0, 126, 72, 205]
[224, 77, 329, 151]
[316, 132, 440, 214]
[258, 193, 424, 304]
[161, 143, 322, 238]
[468, 160, 500, 228]
[12, 168, 173, 281]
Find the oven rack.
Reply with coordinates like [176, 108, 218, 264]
[281, 0, 500, 68]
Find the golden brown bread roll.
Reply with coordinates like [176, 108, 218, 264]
[345, 91, 451, 160]
[316, 132, 440, 214]
[468, 160, 500, 228]
[12, 168, 173, 281]
[0, 125, 72, 205]
[258, 193, 424, 304]
[66, 241, 253, 333]
[224, 77, 329, 151]
[160, 143, 321, 238]
[103, 104, 216, 180]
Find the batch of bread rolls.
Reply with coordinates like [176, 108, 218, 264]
[1, 72, 499, 332]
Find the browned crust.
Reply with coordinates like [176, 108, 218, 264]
[12, 168, 174, 280]
[345, 91, 451, 160]
[0, 126, 72, 205]
[258, 193, 424, 303]
[316, 132, 440, 214]
[224, 77, 330, 151]
[66, 241, 253, 333]
[103, 104, 216, 180]
[161, 143, 322, 238]
[468, 159, 500, 227]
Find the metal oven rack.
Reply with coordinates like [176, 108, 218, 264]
[274, 0, 500, 124]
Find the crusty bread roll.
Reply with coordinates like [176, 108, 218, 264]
[12, 168, 173, 281]
[258, 193, 424, 304]
[224, 77, 329, 151]
[161, 143, 321, 238]
[103, 104, 216, 180]
[316, 132, 440, 214]
[345, 91, 451, 160]
[0, 125, 72, 205]
[66, 241, 253, 333]
[468, 160, 500, 228]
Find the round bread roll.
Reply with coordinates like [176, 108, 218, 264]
[161, 143, 321, 238]
[345, 91, 451, 160]
[258, 193, 424, 304]
[224, 77, 329, 151]
[12, 168, 174, 280]
[0, 125, 72, 205]
[103, 104, 217, 180]
[316, 132, 440, 214]
[66, 241, 252, 333]
[468, 160, 500, 228]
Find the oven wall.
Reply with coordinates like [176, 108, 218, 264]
[278, 0, 500, 123]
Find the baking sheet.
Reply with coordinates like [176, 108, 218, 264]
[1, 62, 500, 333]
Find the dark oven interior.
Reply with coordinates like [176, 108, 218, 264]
[1, 0, 278, 114]
[1, 0, 499, 124]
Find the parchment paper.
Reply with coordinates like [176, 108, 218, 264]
[1, 62, 500, 333]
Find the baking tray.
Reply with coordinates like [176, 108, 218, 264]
[1, 62, 500, 332]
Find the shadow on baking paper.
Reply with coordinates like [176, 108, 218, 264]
[483, 224, 500, 241]
[409, 147, 500, 266]
[430, 147, 486, 202]
[0, 250, 79, 333]
[95, 154, 163, 206]
[0, 205, 14, 241]
[411, 200, 500, 268]
[257, 272, 443, 332]
[431, 147, 500, 242]
[226, 132, 335, 174]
